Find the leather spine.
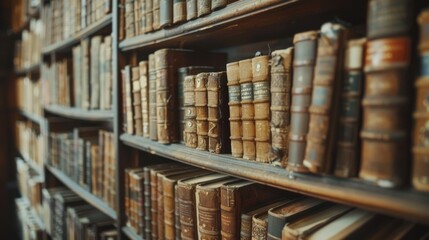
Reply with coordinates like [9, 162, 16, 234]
[252, 213, 268, 240]
[287, 31, 318, 172]
[175, 185, 181, 240]
[149, 54, 158, 140]
[146, 0, 154, 32]
[227, 61, 243, 158]
[240, 59, 256, 160]
[125, 0, 136, 38]
[140, 61, 150, 138]
[186, 0, 197, 20]
[197, 0, 210, 17]
[173, 0, 186, 24]
[270, 48, 293, 167]
[184, 75, 198, 148]
[211, 0, 232, 10]
[153, 0, 160, 30]
[195, 73, 210, 151]
[196, 185, 222, 239]
[132, 66, 143, 136]
[178, 181, 197, 240]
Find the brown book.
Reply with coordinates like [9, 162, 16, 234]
[103, 36, 113, 110]
[174, 184, 181, 240]
[132, 66, 143, 136]
[251, 210, 269, 240]
[227, 61, 243, 158]
[160, 0, 173, 28]
[173, 0, 186, 24]
[197, 0, 210, 17]
[119, 0, 126, 40]
[125, 0, 136, 38]
[360, 37, 411, 188]
[146, 0, 154, 32]
[139, 61, 150, 138]
[195, 73, 210, 151]
[252, 55, 271, 163]
[122, 68, 129, 133]
[186, 0, 197, 20]
[124, 65, 135, 135]
[240, 59, 255, 160]
[270, 48, 293, 167]
[220, 180, 288, 240]
[303, 23, 348, 174]
[334, 38, 366, 178]
[153, 0, 160, 30]
[81, 38, 91, 110]
[196, 177, 235, 239]
[287, 30, 318, 173]
[149, 54, 158, 140]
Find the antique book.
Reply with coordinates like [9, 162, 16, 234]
[220, 180, 287, 240]
[207, 71, 229, 153]
[103, 36, 113, 110]
[139, 0, 146, 34]
[160, 0, 173, 28]
[139, 61, 150, 138]
[334, 38, 366, 178]
[195, 73, 210, 151]
[125, 0, 135, 38]
[239, 59, 255, 160]
[124, 65, 135, 135]
[154, 49, 225, 144]
[146, 0, 154, 32]
[186, 0, 197, 20]
[174, 185, 181, 240]
[72, 45, 82, 108]
[121, 68, 129, 133]
[197, 0, 210, 17]
[367, 0, 412, 40]
[287, 30, 318, 172]
[267, 197, 325, 240]
[119, 0, 126, 39]
[132, 66, 143, 136]
[270, 48, 293, 167]
[149, 54, 158, 140]
[360, 37, 411, 188]
[173, 0, 186, 24]
[226, 61, 243, 158]
[281, 204, 351, 240]
[252, 55, 271, 163]
[303, 23, 348, 174]
[251, 210, 269, 240]
[99, 41, 106, 110]
[153, 0, 160, 29]
[134, 0, 141, 35]
[177, 173, 228, 240]
[196, 177, 235, 239]
[81, 38, 91, 109]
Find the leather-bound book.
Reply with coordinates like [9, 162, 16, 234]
[251, 210, 269, 240]
[367, 0, 412, 40]
[139, 0, 146, 34]
[104, 36, 113, 110]
[196, 177, 235, 239]
[287, 30, 318, 172]
[227, 61, 243, 158]
[195, 73, 210, 151]
[160, 0, 173, 28]
[149, 54, 158, 140]
[146, 0, 154, 32]
[414, 9, 429, 192]
[140, 61, 150, 138]
[124, 65, 135, 135]
[186, 0, 197, 20]
[125, 0, 135, 38]
[184, 75, 198, 148]
[174, 185, 181, 240]
[303, 23, 348, 174]
[81, 39, 90, 110]
[177, 173, 228, 240]
[173, 0, 186, 24]
[267, 198, 325, 240]
[207, 71, 229, 153]
[240, 59, 255, 160]
[132, 66, 143, 136]
[153, 0, 160, 30]
[334, 38, 366, 178]
[252, 55, 271, 163]
[220, 180, 288, 240]
[197, 0, 210, 17]
[360, 37, 411, 188]
[119, 0, 126, 39]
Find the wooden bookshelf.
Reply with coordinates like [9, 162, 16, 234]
[14, 63, 40, 76]
[44, 105, 114, 121]
[45, 165, 117, 219]
[42, 13, 112, 55]
[122, 226, 142, 240]
[17, 109, 44, 126]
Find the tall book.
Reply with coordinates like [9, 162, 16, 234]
[197, 0, 210, 17]
[123, 65, 135, 134]
[132, 66, 143, 136]
[173, 0, 186, 24]
[184, 74, 198, 148]
[90, 36, 102, 109]
[139, 61, 150, 138]
[160, 0, 173, 28]
[186, 0, 197, 20]
[104, 36, 113, 110]
[334, 38, 366, 178]
[72, 45, 82, 108]
[226, 61, 243, 158]
[125, 0, 135, 38]
[270, 48, 293, 167]
[303, 23, 348, 174]
[149, 54, 158, 140]
[287, 31, 318, 172]
[145, 0, 154, 32]
[153, 0, 160, 29]
[195, 73, 210, 151]
[239, 59, 255, 160]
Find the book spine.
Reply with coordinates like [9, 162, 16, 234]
[105, 36, 113, 109]
[137, 175, 145, 235]
[125, 169, 131, 227]
[119, 0, 125, 40]
[140, 61, 150, 138]
[140, 0, 147, 34]
[157, 174, 166, 240]
[184, 75, 198, 148]
[195, 73, 210, 151]
[220, 187, 237, 240]
[174, 185, 181, 240]
[196, 187, 221, 239]
[164, 178, 176, 240]
[287, 30, 318, 172]
[251, 215, 267, 240]
[197, 0, 210, 17]
[125, 65, 135, 134]
[304, 23, 347, 174]
[334, 38, 366, 178]
[227, 62, 243, 158]
[160, 0, 173, 28]
[360, 37, 411, 188]
[149, 54, 158, 140]
[239, 215, 252, 240]
[125, 0, 135, 38]
[178, 68, 188, 144]
[270, 48, 293, 167]
[252, 55, 271, 163]
[186, 0, 197, 20]
[153, 0, 160, 30]
[178, 183, 197, 240]
[150, 170, 159, 239]
[239, 59, 255, 160]
[143, 168, 152, 239]
[132, 66, 143, 136]
[173, 0, 186, 24]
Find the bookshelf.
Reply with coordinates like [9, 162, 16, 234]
[14, 63, 40, 76]
[44, 105, 114, 121]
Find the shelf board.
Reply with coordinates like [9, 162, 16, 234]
[46, 165, 117, 219]
[14, 63, 41, 76]
[44, 105, 113, 121]
[18, 109, 45, 126]
[42, 14, 112, 55]
[121, 133, 429, 225]
[119, 0, 365, 52]
[122, 226, 142, 240]
[17, 155, 44, 177]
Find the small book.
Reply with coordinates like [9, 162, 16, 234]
[195, 72, 210, 151]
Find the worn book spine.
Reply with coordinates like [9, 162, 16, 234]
[174, 185, 181, 240]
[150, 170, 160, 240]
[207, 71, 229, 154]
[146, 0, 154, 32]
[197, 0, 210, 17]
[184, 75, 198, 148]
[125, 0, 135, 38]
[287, 31, 318, 172]
[132, 66, 143, 136]
[143, 168, 152, 239]
[240, 214, 252, 240]
[149, 54, 158, 140]
[252, 55, 271, 163]
[360, 37, 411, 188]
[195, 73, 210, 151]
[178, 182, 197, 240]
[124, 65, 135, 135]
[153, 0, 160, 30]
[196, 186, 221, 239]
[119, 0, 126, 39]
[334, 38, 366, 178]
[186, 0, 197, 20]
[140, 0, 147, 34]
[240, 59, 255, 160]
[160, 0, 173, 28]
[227, 62, 243, 158]
[81, 39, 91, 110]
[134, 0, 141, 35]
[270, 48, 293, 167]
[163, 178, 177, 240]
[413, 9, 429, 192]
[173, 0, 186, 24]
[140, 61, 150, 138]
[252, 214, 268, 240]
[158, 174, 166, 240]
[104, 36, 113, 110]
[303, 23, 347, 174]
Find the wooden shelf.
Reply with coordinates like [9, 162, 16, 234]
[45, 165, 117, 219]
[42, 14, 112, 55]
[18, 109, 45, 126]
[14, 63, 40, 76]
[44, 105, 113, 121]
[119, 0, 365, 52]
[122, 226, 142, 240]
[121, 133, 429, 225]
[17, 155, 44, 177]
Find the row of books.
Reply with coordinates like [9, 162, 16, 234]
[119, 0, 239, 40]
[48, 128, 117, 211]
[42, 35, 113, 110]
[16, 77, 43, 117]
[42, 187, 117, 239]
[15, 198, 44, 240]
[16, 121, 44, 170]
[124, 163, 428, 240]
[41, 0, 111, 46]
[14, 19, 43, 70]
[16, 158, 43, 219]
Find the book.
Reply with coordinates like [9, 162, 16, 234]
[90, 36, 102, 109]
[124, 65, 135, 135]
[197, 0, 210, 17]
[125, 0, 136, 38]
[186, 0, 197, 20]
[149, 54, 158, 140]
[287, 30, 318, 173]
[195, 73, 209, 151]
[240, 58, 255, 160]
[139, 61, 150, 138]
[226, 61, 243, 158]
[173, 0, 186, 24]
[132, 66, 143, 136]
[160, 0, 173, 28]
[146, 0, 154, 32]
